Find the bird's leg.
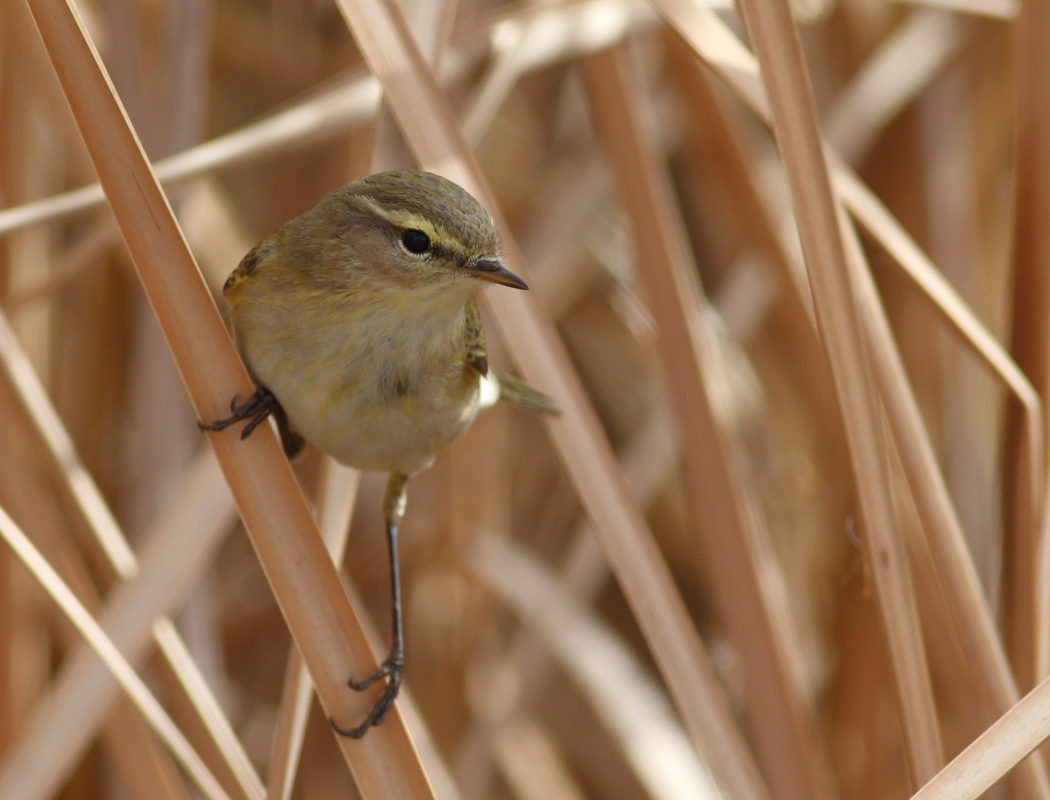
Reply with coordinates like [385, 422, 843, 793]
[333, 472, 408, 739]
[198, 386, 303, 458]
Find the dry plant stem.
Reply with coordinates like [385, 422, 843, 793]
[0, 308, 135, 576]
[838, 206, 1050, 794]
[655, 0, 1043, 480]
[490, 718, 588, 800]
[153, 619, 267, 800]
[456, 407, 677, 799]
[0, 298, 266, 799]
[582, 46, 834, 800]
[0, 387, 191, 800]
[824, 9, 967, 165]
[21, 0, 436, 796]
[329, 0, 770, 795]
[0, 0, 653, 241]
[267, 459, 360, 800]
[656, 5, 1045, 792]
[1011, 0, 1050, 685]
[896, 0, 1017, 18]
[730, 0, 944, 783]
[0, 451, 237, 800]
[0, 504, 231, 800]
[909, 674, 1050, 800]
[470, 535, 723, 800]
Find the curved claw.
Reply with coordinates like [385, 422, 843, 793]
[347, 654, 402, 691]
[333, 654, 404, 738]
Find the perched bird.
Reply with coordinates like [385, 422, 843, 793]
[200, 170, 556, 738]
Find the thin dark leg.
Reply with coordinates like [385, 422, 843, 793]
[198, 385, 302, 458]
[333, 473, 408, 739]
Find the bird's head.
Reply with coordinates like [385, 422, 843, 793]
[311, 170, 527, 297]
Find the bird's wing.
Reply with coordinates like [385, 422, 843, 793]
[464, 296, 489, 377]
[493, 369, 560, 415]
[464, 298, 558, 415]
[224, 233, 279, 295]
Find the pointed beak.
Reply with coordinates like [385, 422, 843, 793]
[467, 259, 529, 290]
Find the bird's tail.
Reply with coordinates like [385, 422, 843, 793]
[494, 369, 560, 416]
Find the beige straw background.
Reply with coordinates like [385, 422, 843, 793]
[0, 0, 1047, 796]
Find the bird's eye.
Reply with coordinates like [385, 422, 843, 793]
[401, 229, 430, 254]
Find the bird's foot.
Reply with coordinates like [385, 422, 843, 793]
[332, 651, 404, 738]
[198, 386, 279, 440]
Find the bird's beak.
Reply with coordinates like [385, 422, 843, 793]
[467, 259, 529, 290]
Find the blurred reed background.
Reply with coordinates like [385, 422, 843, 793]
[0, 0, 1047, 797]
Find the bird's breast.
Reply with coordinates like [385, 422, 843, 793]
[232, 291, 481, 473]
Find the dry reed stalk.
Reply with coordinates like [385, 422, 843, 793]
[837, 204, 1050, 795]
[838, 158, 1046, 702]
[0, 383, 193, 800]
[729, 0, 945, 783]
[266, 460, 360, 800]
[655, 7, 1050, 791]
[21, 0, 437, 796]
[833, 168, 1042, 444]
[909, 674, 1050, 800]
[0, 0, 656, 241]
[0, 298, 274, 799]
[1010, 0, 1050, 684]
[899, 0, 1017, 18]
[0, 309, 135, 576]
[581, 45, 834, 800]
[658, 0, 1028, 413]
[153, 619, 267, 800]
[0, 451, 236, 799]
[661, 0, 1042, 463]
[489, 717, 588, 800]
[469, 535, 723, 800]
[824, 9, 968, 165]
[151, 651, 261, 800]
[452, 404, 677, 798]
[0, 504, 231, 800]
[0, 73, 380, 236]
[329, 0, 773, 795]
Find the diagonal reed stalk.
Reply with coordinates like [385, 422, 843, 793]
[729, 0, 944, 783]
[648, 3, 1050, 794]
[329, 0, 772, 795]
[824, 9, 968, 165]
[0, 0, 657, 240]
[454, 405, 677, 798]
[0, 504, 231, 800]
[0, 376, 192, 800]
[1010, 0, 1050, 688]
[910, 674, 1050, 800]
[0, 450, 237, 800]
[0, 302, 267, 800]
[20, 0, 436, 796]
[580, 45, 835, 800]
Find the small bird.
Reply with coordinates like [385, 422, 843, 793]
[200, 170, 556, 738]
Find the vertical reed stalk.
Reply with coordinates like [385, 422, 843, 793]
[729, 0, 944, 783]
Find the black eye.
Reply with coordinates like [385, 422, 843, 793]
[401, 229, 430, 254]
